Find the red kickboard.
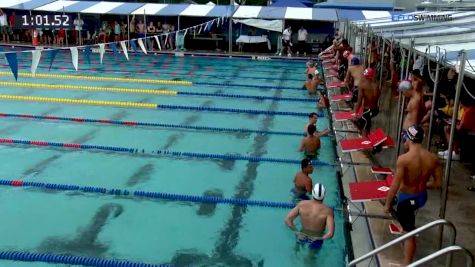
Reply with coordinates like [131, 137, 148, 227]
[331, 94, 352, 102]
[326, 81, 345, 88]
[349, 180, 391, 202]
[325, 71, 338, 77]
[324, 65, 338, 70]
[381, 135, 396, 148]
[389, 223, 403, 235]
[367, 128, 388, 147]
[334, 111, 355, 121]
[371, 167, 393, 175]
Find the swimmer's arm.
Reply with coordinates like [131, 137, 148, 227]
[315, 128, 331, 138]
[427, 159, 442, 189]
[344, 69, 351, 86]
[322, 211, 335, 239]
[384, 159, 404, 212]
[304, 179, 312, 193]
[299, 138, 305, 152]
[285, 206, 300, 232]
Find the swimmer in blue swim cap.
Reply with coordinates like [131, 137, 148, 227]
[285, 183, 334, 250]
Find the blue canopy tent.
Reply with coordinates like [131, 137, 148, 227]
[315, 0, 394, 11]
[271, 0, 314, 8]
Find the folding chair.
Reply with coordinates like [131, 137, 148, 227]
[340, 128, 395, 153]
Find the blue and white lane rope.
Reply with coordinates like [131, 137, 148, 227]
[0, 138, 332, 166]
[0, 251, 172, 267]
[2, 179, 295, 209]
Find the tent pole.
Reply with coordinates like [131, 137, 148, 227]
[64, 7, 68, 46]
[379, 37, 386, 90]
[438, 51, 466, 267]
[127, 15, 130, 49]
[395, 38, 415, 157]
[427, 54, 441, 150]
[143, 9, 147, 40]
[178, 16, 181, 31]
[228, 0, 234, 54]
[77, 13, 81, 46]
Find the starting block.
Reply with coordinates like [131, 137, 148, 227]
[331, 93, 352, 102]
[324, 64, 338, 70]
[340, 128, 395, 153]
[326, 81, 345, 89]
[349, 174, 395, 202]
[333, 107, 362, 121]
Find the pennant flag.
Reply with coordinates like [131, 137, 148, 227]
[146, 38, 153, 51]
[84, 46, 92, 64]
[99, 43, 105, 64]
[130, 39, 138, 53]
[137, 38, 147, 54]
[164, 34, 169, 48]
[48, 49, 58, 71]
[70, 47, 79, 71]
[217, 18, 220, 26]
[5, 52, 18, 81]
[31, 50, 42, 76]
[184, 29, 188, 37]
[120, 41, 129, 60]
[110, 42, 119, 57]
[154, 36, 162, 51]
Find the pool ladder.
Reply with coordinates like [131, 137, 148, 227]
[347, 219, 474, 267]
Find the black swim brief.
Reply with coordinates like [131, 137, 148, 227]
[356, 108, 379, 132]
[394, 191, 427, 232]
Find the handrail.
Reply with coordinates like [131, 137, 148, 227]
[408, 245, 474, 267]
[348, 219, 456, 266]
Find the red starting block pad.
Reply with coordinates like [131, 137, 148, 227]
[349, 174, 394, 202]
[340, 128, 395, 153]
[371, 167, 393, 175]
[324, 64, 338, 70]
[322, 59, 335, 64]
[333, 108, 362, 121]
[320, 53, 333, 59]
[325, 71, 338, 78]
[331, 94, 352, 102]
[326, 81, 345, 88]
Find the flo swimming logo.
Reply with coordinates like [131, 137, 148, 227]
[392, 14, 453, 22]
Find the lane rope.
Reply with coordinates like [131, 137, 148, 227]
[0, 138, 332, 166]
[0, 113, 308, 137]
[0, 72, 192, 85]
[0, 250, 171, 267]
[0, 94, 323, 117]
[0, 179, 295, 209]
[0, 81, 315, 102]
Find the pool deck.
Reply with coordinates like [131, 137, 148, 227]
[325, 66, 475, 266]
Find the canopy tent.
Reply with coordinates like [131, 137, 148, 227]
[233, 6, 338, 21]
[352, 10, 475, 77]
[3, 0, 338, 22]
[337, 9, 403, 21]
[315, 0, 394, 11]
[270, 0, 314, 8]
[233, 18, 282, 32]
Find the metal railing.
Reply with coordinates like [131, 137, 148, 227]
[348, 219, 456, 267]
[408, 245, 474, 267]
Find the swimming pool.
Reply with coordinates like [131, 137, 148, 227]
[0, 48, 347, 267]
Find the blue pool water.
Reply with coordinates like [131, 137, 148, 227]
[0, 48, 347, 266]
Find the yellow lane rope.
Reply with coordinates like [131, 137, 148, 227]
[0, 81, 178, 95]
[0, 72, 192, 85]
[0, 94, 158, 109]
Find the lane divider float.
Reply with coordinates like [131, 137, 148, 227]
[0, 81, 315, 103]
[0, 72, 192, 85]
[0, 179, 295, 209]
[0, 94, 322, 117]
[0, 250, 171, 267]
[0, 138, 331, 166]
[0, 113, 308, 136]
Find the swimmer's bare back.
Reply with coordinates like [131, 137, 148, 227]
[296, 200, 334, 235]
[348, 65, 365, 87]
[403, 92, 423, 130]
[360, 79, 381, 109]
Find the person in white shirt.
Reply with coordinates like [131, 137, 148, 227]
[297, 26, 308, 56]
[0, 9, 8, 43]
[73, 17, 84, 45]
[279, 26, 292, 57]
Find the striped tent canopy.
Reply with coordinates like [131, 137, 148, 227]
[1, 0, 338, 21]
[352, 10, 475, 77]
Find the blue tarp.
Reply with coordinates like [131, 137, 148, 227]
[271, 0, 312, 8]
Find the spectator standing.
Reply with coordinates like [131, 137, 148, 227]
[0, 9, 9, 43]
[297, 26, 308, 56]
[114, 21, 120, 42]
[73, 16, 84, 45]
[279, 25, 292, 57]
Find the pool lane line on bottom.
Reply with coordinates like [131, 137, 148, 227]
[0, 94, 323, 117]
[0, 71, 192, 85]
[1, 179, 295, 209]
[0, 250, 171, 267]
[0, 138, 332, 166]
[0, 112, 315, 137]
[0, 81, 315, 103]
